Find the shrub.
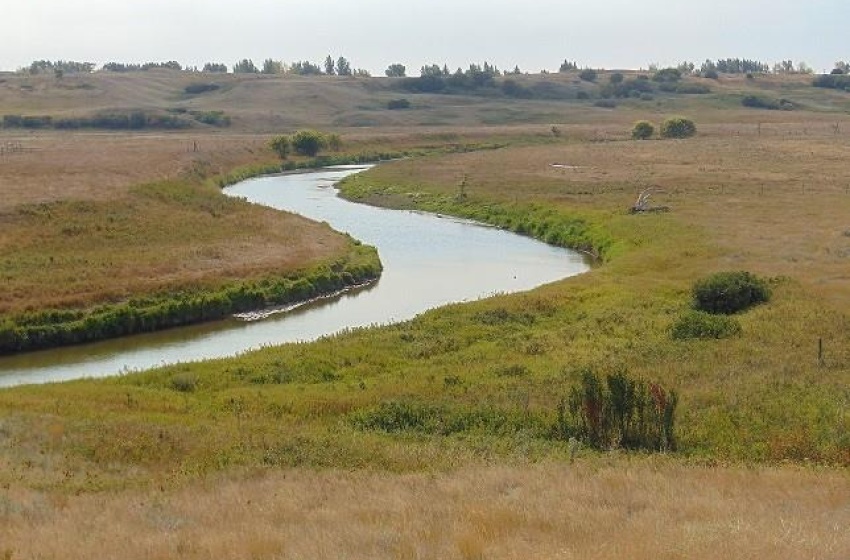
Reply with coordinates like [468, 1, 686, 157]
[579, 68, 598, 82]
[554, 369, 677, 451]
[184, 83, 220, 95]
[632, 120, 655, 140]
[387, 98, 411, 110]
[290, 129, 328, 157]
[652, 67, 682, 82]
[269, 135, 290, 159]
[670, 310, 742, 340]
[692, 271, 771, 314]
[703, 69, 719, 79]
[609, 72, 624, 84]
[594, 99, 616, 109]
[660, 116, 696, 138]
[741, 95, 794, 111]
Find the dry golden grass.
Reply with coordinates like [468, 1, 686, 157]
[0, 130, 355, 314]
[364, 121, 850, 308]
[0, 131, 274, 209]
[0, 461, 846, 560]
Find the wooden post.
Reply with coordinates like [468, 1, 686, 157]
[818, 338, 824, 366]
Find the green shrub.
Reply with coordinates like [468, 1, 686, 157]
[670, 310, 742, 340]
[579, 68, 598, 82]
[692, 271, 771, 314]
[660, 116, 696, 138]
[269, 135, 291, 159]
[387, 98, 411, 110]
[632, 120, 655, 140]
[184, 83, 220, 95]
[291, 130, 328, 157]
[741, 95, 795, 111]
[652, 68, 682, 82]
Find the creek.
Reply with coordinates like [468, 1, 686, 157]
[0, 166, 588, 387]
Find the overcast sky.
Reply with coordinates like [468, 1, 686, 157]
[6, 1, 847, 73]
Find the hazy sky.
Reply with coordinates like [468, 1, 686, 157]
[6, 1, 847, 73]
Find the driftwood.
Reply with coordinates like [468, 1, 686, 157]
[629, 187, 670, 214]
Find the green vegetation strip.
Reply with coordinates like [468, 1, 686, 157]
[0, 244, 380, 354]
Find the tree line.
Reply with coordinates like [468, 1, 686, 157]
[16, 56, 844, 78]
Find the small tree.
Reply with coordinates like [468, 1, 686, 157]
[385, 63, 406, 77]
[203, 62, 228, 73]
[324, 55, 335, 75]
[336, 57, 352, 76]
[559, 59, 578, 72]
[262, 59, 283, 75]
[660, 117, 696, 139]
[632, 120, 655, 140]
[609, 72, 624, 84]
[232, 59, 259, 73]
[270, 135, 291, 159]
[290, 130, 327, 156]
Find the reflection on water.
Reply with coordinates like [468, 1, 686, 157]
[0, 166, 588, 387]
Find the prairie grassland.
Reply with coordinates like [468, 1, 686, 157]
[0, 461, 846, 560]
[2, 72, 850, 557]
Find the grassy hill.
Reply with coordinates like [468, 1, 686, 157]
[2, 69, 849, 132]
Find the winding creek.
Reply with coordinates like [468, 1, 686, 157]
[0, 166, 588, 387]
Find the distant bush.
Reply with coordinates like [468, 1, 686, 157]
[269, 135, 291, 159]
[812, 73, 850, 91]
[660, 116, 696, 138]
[631, 120, 655, 139]
[184, 83, 220, 95]
[500, 79, 533, 98]
[741, 95, 794, 110]
[670, 311, 742, 340]
[652, 68, 682, 82]
[692, 271, 771, 314]
[603, 78, 654, 98]
[579, 68, 598, 82]
[387, 98, 411, 110]
[703, 69, 719, 79]
[609, 72, 624, 84]
[594, 99, 617, 109]
[5, 111, 190, 130]
[291, 129, 329, 157]
[575, 90, 590, 100]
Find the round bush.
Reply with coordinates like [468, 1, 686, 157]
[660, 117, 697, 139]
[692, 271, 771, 314]
[632, 120, 655, 140]
[671, 311, 742, 340]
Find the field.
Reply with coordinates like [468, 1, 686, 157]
[0, 69, 848, 558]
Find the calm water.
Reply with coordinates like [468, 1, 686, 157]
[0, 166, 588, 387]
